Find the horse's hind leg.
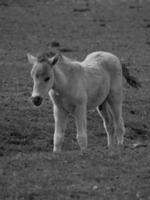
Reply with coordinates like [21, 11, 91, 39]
[107, 90, 125, 146]
[97, 101, 116, 150]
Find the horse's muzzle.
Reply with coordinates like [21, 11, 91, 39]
[31, 96, 43, 106]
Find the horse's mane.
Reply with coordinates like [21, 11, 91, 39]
[36, 51, 81, 69]
[37, 51, 56, 63]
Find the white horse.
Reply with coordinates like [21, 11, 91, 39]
[27, 51, 140, 153]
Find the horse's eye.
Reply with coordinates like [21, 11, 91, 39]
[44, 77, 50, 82]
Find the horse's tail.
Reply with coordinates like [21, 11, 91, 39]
[122, 63, 141, 89]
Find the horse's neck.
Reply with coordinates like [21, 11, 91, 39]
[52, 56, 75, 93]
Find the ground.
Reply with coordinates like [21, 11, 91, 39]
[0, 0, 150, 199]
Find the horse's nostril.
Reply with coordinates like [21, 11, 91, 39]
[31, 96, 43, 106]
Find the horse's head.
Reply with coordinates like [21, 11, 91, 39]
[27, 53, 59, 106]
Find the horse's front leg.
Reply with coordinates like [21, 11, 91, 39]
[75, 104, 87, 153]
[53, 105, 68, 153]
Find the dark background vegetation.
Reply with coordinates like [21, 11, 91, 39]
[0, 0, 150, 199]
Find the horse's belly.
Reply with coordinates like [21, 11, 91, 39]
[87, 93, 108, 110]
[84, 67, 110, 110]
[87, 83, 109, 110]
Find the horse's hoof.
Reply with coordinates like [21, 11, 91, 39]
[79, 149, 88, 158]
[52, 150, 62, 158]
[108, 144, 124, 158]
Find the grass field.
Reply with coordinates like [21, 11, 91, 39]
[0, 0, 150, 199]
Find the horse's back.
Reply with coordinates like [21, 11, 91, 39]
[82, 51, 122, 89]
[82, 51, 121, 70]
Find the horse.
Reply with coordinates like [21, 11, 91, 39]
[27, 51, 140, 153]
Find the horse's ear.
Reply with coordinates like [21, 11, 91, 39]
[27, 53, 37, 65]
[48, 53, 60, 66]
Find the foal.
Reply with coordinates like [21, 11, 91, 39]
[27, 51, 138, 153]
